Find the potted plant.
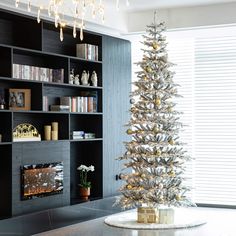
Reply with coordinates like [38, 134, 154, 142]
[77, 164, 95, 200]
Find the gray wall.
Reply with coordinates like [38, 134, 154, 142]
[102, 35, 131, 197]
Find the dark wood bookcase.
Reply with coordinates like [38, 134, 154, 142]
[0, 7, 131, 219]
[0, 8, 105, 219]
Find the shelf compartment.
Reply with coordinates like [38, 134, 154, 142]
[70, 58, 103, 87]
[0, 46, 11, 77]
[13, 49, 69, 83]
[0, 145, 12, 219]
[43, 85, 102, 113]
[0, 112, 12, 142]
[70, 114, 102, 139]
[42, 22, 102, 61]
[0, 79, 42, 111]
[13, 112, 69, 141]
[0, 10, 41, 50]
[70, 138, 103, 142]
[70, 141, 103, 200]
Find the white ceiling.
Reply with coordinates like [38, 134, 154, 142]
[105, 0, 236, 12]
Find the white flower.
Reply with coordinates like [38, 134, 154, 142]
[88, 165, 95, 172]
[77, 164, 95, 172]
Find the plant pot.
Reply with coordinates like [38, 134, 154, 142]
[79, 187, 90, 201]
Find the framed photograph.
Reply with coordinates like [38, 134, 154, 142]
[9, 88, 31, 111]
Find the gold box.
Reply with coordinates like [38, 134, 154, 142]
[137, 207, 159, 223]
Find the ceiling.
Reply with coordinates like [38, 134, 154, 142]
[105, 0, 236, 12]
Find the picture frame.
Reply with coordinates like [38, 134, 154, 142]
[9, 88, 31, 111]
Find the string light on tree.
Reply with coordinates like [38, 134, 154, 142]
[115, 11, 195, 218]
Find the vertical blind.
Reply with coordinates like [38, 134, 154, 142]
[131, 25, 236, 206]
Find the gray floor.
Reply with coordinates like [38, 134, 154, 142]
[34, 206, 236, 236]
[1, 197, 236, 236]
[0, 197, 123, 236]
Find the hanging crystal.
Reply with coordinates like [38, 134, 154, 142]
[27, 0, 31, 12]
[55, 14, 59, 28]
[116, 0, 119, 10]
[13, 0, 130, 42]
[73, 21, 77, 38]
[48, 2, 52, 17]
[37, 8, 41, 23]
[80, 19, 84, 41]
[15, 0, 20, 8]
[60, 26, 63, 42]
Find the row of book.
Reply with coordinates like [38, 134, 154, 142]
[76, 44, 99, 61]
[60, 96, 97, 113]
[13, 64, 64, 83]
[43, 96, 98, 113]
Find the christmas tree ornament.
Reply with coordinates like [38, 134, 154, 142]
[127, 184, 133, 190]
[153, 126, 159, 133]
[145, 66, 152, 73]
[126, 129, 133, 135]
[156, 150, 161, 156]
[152, 41, 160, 50]
[155, 98, 161, 106]
[130, 98, 135, 104]
[169, 139, 175, 145]
[115, 11, 195, 224]
[140, 174, 146, 179]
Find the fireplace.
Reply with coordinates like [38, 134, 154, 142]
[21, 162, 63, 200]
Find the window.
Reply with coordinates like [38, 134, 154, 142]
[130, 25, 236, 206]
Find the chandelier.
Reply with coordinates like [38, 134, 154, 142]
[15, 0, 130, 41]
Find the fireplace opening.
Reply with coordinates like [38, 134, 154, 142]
[21, 162, 63, 200]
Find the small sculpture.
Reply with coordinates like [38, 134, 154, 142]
[91, 71, 98, 87]
[74, 74, 80, 85]
[69, 69, 75, 84]
[81, 70, 90, 86]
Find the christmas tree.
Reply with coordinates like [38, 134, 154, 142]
[115, 15, 194, 211]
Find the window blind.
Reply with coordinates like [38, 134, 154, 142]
[193, 34, 236, 205]
[168, 26, 236, 206]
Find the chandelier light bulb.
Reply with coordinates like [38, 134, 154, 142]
[116, 0, 119, 10]
[37, 8, 41, 23]
[27, 0, 31, 12]
[73, 21, 77, 38]
[15, 0, 20, 8]
[60, 26, 63, 41]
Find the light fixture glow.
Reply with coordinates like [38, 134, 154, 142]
[14, 0, 128, 41]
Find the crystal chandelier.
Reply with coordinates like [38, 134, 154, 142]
[15, 0, 130, 41]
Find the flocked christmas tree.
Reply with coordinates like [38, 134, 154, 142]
[115, 14, 195, 211]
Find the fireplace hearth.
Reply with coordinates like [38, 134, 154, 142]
[21, 162, 63, 200]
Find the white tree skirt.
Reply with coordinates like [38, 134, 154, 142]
[104, 208, 206, 230]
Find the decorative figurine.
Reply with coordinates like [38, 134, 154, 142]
[69, 69, 75, 84]
[81, 70, 90, 86]
[91, 71, 98, 87]
[74, 74, 80, 85]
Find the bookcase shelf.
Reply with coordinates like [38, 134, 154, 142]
[0, 7, 131, 219]
[0, 8, 105, 218]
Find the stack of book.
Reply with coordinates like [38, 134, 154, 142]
[13, 64, 64, 83]
[76, 44, 99, 61]
[50, 105, 70, 112]
[71, 131, 84, 140]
